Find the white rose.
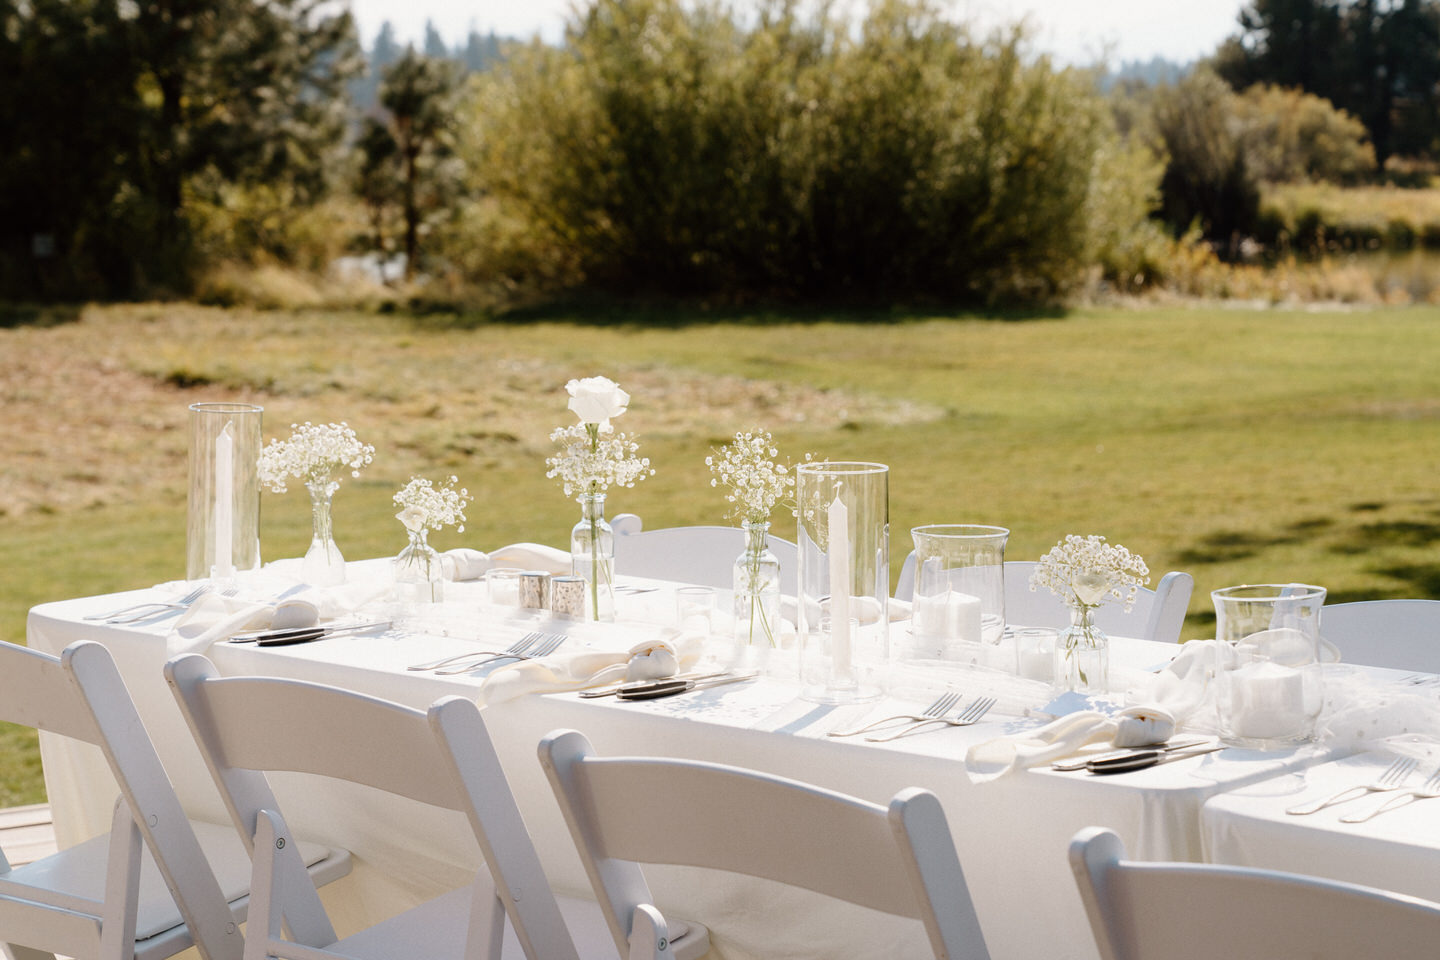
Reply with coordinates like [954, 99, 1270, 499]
[396, 506, 428, 533]
[566, 376, 630, 426]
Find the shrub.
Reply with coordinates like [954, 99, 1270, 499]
[1235, 85, 1376, 185]
[458, 0, 1140, 305]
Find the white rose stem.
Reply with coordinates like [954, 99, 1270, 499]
[213, 421, 235, 580]
[828, 488, 852, 681]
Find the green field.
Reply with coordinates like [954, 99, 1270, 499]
[3, 301, 1439, 804]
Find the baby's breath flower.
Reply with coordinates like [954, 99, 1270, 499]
[546, 423, 653, 497]
[1030, 534, 1150, 612]
[393, 475, 469, 533]
[257, 422, 375, 496]
[707, 430, 800, 524]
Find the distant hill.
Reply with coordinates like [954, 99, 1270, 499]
[351, 20, 519, 115]
[1099, 56, 1193, 90]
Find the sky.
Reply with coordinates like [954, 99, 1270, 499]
[346, 0, 1250, 67]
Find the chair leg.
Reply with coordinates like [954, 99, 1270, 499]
[627, 904, 676, 960]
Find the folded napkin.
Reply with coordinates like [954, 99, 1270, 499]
[165, 577, 391, 657]
[965, 639, 1223, 782]
[440, 543, 572, 581]
[474, 631, 702, 707]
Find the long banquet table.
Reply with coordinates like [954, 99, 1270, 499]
[26, 564, 1354, 960]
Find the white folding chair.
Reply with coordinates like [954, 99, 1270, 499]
[164, 654, 706, 960]
[1069, 826, 1440, 960]
[0, 639, 347, 960]
[1319, 599, 1440, 671]
[539, 728, 990, 960]
[895, 555, 1194, 643]
[611, 513, 798, 594]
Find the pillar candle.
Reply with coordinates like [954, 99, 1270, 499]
[828, 492, 851, 675]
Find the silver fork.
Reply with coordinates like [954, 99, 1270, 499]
[864, 696, 997, 743]
[102, 585, 238, 624]
[408, 634, 540, 672]
[1341, 767, 1440, 823]
[85, 583, 213, 622]
[433, 632, 567, 675]
[827, 691, 961, 738]
[1286, 757, 1417, 815]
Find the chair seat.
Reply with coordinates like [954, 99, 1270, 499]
[2, 819, 346, 947]
[330, 886, 710, 960]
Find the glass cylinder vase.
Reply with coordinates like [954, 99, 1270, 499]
[1212, 583, 1326, 749]
[571, 492, 615, 621]
[796, 461, 888, 703]
[1056, 603, 1109, 694]
[733, 520, 782, 659]
[907, 524, 1009, 660]
[394, 527, 444, 604]
[186, 402, 263, 581]
[301, 480, 346, 586]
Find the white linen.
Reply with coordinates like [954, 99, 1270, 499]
[1201, 742, 1440, 904]
[439, 542, 571, 580]
[26, 572, 1351, 960]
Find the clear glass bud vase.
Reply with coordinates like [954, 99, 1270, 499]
[301, 480, 346, 586]
[1056, 602, 1109, 694]
[394, 528, 444, 604]
[733, 521, 781, 652]
[571, 492, 614, 621]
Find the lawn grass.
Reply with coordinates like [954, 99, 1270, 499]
[3, 300, 1440, 802]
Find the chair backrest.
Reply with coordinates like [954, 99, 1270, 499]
[1319, 599, 1440, 671]
[1069, 826, 1440, 960]
[539, 728, 989, 960]
[611, 514, 799, 594]
[164, 654, 581, 960]
[0, 639, 242, 960]
[895, 556, 1193, 643]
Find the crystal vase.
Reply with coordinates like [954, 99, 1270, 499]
[733, 520, 782, 653]
[570, 492, 614, 621]
[301, 480, 346, 586]
[394, 527, 444, 604]
[1056, 602, 1108, 694]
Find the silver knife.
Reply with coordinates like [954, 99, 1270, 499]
[580, 671, 730, 698]
[1051, 736, 1214, 772]
[228, 620, 392, 646]
[616, 672, 759, 701]
[1086, 741, 1226, 775]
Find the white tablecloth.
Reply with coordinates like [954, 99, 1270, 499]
[1201, 748, 1440, 904]
[28, 567, 1328, 960]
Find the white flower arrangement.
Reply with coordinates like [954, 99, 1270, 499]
[706, 430, 799, 524]
[257, 421, 375, 496]
[1030, 534, 1150, 611]
[393, 475, 469, 534]
[545, 377, 653, 498]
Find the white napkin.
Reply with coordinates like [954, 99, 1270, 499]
[440, 542, 572, 580]
[474, 631, 703, 706]
[164, 578, 391, 657]
[965, 639, 1223, 782]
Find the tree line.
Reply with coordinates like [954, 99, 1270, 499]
[2, 0, 1439, 306]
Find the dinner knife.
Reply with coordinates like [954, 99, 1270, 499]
[616, 672, 759, 701]
[1086, 741, 1226, 775]
[579, 671, 731, 698]
[1050, 736, 1213, 772]
[229, 620, 392, 646]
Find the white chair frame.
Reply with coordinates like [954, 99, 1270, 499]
[1319, 599, 1440, 671]
[611, 514, 798, 594]
[539, 728, 990, 960]
[0, 640, 246, 960]
[1069, 826, 1440, 960]
[895, 555, 1194, 643]
[164, 654, 695, 960]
